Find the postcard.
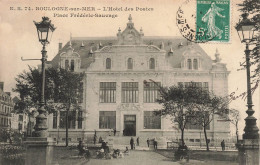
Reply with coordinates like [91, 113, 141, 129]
[0, 0, 259, 164]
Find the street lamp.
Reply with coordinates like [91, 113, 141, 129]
[235, 13, 259, 140]
[33, 17, 56, 137]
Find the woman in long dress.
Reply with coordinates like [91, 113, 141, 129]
[202, 2, 225, 39]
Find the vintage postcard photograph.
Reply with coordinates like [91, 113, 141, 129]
[0, 0, 259, 165]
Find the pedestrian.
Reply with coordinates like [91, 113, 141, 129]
[136, 137, 139, 146]
[130, 137, 134, 150]
[114, 128, 116, 136]
[98, 136, 102, 143]
[153, 139, 157, 150]
[101, 140, 106, 149]
[94, 134, 97, 145]
[221, 140, 225, 151]
[147, 138, 150, 147]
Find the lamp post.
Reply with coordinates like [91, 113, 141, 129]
[235, 13, 259, 140]
[235, 13, 259, 165]
[33, 17, 56, 137]
[24, 17, 56, 165]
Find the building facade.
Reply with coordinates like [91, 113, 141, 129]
[0, 82, 13, 130]
[48, 15, 230, 146]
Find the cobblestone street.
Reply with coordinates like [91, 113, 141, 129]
[77, 150, 238, 165]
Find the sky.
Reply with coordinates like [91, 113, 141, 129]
[0, 0, 259, 137]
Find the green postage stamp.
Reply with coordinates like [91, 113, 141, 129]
[196, 0, 230, 42]
[176, 0, 230, 43]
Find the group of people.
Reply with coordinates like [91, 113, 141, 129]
[129, 137, 140, 149]
[129, 137, 158, 150]
[146, 138, 158, 149]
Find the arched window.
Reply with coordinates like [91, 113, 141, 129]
[65, 60, 69, 70]
[106, 58, 111, 69]
[149, 58, 155, 69]
[187, 59, 192, 70]
[193, 59, 198, 70]
[71, 60, 75, 71]
[127, 58, 133, 69]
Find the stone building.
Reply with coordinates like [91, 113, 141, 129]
[0, 82, 13, 130]
[48, 15, 230, 147]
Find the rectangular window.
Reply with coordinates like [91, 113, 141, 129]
[99, 111, 116, 129]
[203, 82, 209, 91]
[99, 82, 116, 103]
[178, 82, 209, 91]
[19, 115, 23, 121]
[59, 111, 66, 129]
[144, 111, 161, 129]
[78, 111, 82, 129]
[122, 82, 138, 103]
[53, 111, 57, 129]
[68, 111, 76, 129]
[143, 82, 161, 103]
[78, 82, 84, 103]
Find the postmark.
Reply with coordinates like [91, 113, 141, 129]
[176, 0, 230, 43]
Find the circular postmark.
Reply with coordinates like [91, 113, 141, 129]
[176, 0, 229, 43]
[176, 0, 199, 42]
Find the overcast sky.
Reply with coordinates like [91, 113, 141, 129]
[0, 0, 259, 136]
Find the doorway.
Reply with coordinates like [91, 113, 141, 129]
[123, 115, 136, 136]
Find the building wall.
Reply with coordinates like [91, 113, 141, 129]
[0, 86, 13, 130]
[82, 45, 230, 145]
[47, 16, 230, 146]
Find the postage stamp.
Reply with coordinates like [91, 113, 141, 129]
[196, 0, 230, 42]
[176, 0, 230, 43]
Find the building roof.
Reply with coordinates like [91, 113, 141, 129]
[51, 36, 213, 70]
[51, 15, 214, 70]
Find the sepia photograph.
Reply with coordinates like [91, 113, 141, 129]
[0, 0, 259, 164]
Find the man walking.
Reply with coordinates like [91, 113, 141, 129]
[221, 140, 225, 151]
[130, 137, 134, 150]
[147, 138, 150, 147]
[93, 134, 97, 145]
[153, 139, 158, 150]
[93, 129, 97, 145]
[113, 128, 116, 136]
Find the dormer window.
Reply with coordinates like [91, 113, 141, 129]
[71, 60, 75, 71]
[127, 58, 133, 69]
[149, 58, 155, 69]
[187, 59, 192, 70]
[106, 58, 111, 69]
[65, 60, 69, 70]
[193, 59, 198, 70]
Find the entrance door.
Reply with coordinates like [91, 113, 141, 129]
[123, 115, 136, 136]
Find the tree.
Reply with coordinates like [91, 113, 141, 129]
[227, 109, 240, 143]
[156, 82, 228, 150]
[156, 85, 198, 146]
[238, 0, 260, 84]
[189, 89, 228, 151]
[13, 67, 84, 146]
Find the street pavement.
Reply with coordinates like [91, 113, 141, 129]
[75, 150, 238, 165]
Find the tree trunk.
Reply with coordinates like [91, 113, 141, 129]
[65, 108, 69, 147]
[181, 128, 185, 146]
[28, 115, 31, 137]
[65, 99, 71, 147]
[203, 126, 209, 151]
